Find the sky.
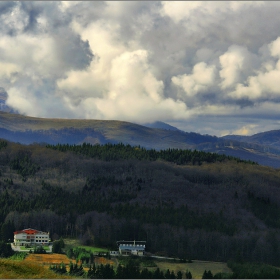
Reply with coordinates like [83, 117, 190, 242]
[1, 1, 280, 136]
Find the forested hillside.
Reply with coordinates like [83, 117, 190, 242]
[1, 140, 280, 266]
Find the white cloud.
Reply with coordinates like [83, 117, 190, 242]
[108, 50, 163, 101]
[229, 1, 265, 11]
[0, 62, 20, 81]
[58, 46, 189, 122]
[172, 62, 216, 97]
[269, 36, 280, 58]
[56, 18, 191, 122]
[219, 45, 256, 89]
[6, 88, 35, 114]
[57, 20, 126, 100]
[161, 1, 265, 24]
[160, 1, 204, 23]
[228, 37, 280, 100]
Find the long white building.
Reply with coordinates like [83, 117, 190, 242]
[117, 240, 146, 256]
[13, 228, 50, 246]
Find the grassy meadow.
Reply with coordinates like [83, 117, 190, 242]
[0, 258, 72, 279]
[155, 260, 232, 279]
[77, 245, 109, 253]
[19, 245, 50, 251]
[64, 238, 109, 253]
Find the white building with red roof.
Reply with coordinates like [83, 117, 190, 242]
[13, 228, 50, 246]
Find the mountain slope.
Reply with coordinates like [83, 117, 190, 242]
[142, 121, 180, 131]
[1, 111, 280, 167]
[224, 130, 280, 150]
[0, 112, 218, 149]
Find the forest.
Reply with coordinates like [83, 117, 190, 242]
[1, 140, 280, 266]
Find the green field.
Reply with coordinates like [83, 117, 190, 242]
[63, 238, 109, 253]
[154, 259, 232, 279]
[77, 245, 109, 253]
[19, 245, 50, 251]
[9, 252, 28, 260]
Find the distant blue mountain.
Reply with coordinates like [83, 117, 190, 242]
[1, 111, 280, 168]
[223, 130, 280, 150]
[142, 121, 180, 131]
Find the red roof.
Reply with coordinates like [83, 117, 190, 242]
[14, 228, 41, 235]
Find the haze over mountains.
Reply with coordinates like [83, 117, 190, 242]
[1, 111, 280, 168]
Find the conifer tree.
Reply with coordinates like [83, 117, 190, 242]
[186, 270, 192, 279]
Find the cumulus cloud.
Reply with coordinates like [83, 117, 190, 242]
[1, 1, 280, 135]
[172, 62, 216, 98]
[228, 37, 280, 100]
[160, 1, 204, 23]
[219, 45, 258, 89]
[269, 37, 280, 58]
[58, 47, 189, 122]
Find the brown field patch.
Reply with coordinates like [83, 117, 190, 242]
[24, 253, 72, 266]
[94, 257, 114, 266]
[23, 254, 114, 271]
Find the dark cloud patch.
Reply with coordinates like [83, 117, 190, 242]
[226, 3, 280, 53]
[0, 1, 16, 15]
[232, 99, 254, 109]
[53, 27, 94, 71]
[20, 2, 43, 33]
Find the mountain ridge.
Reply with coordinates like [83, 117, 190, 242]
[142, 121, 181, 131]
[1, 111, 280, 167]
[223, 130, 280, 150]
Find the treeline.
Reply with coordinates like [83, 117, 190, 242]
[50, 259, 188, 279]
[226, 261, 280, 279]
[46, 143, 257, 165]
[0, 241, 14, 258]
[0, 141, 7, 150]
[51, 259, 280, 279]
